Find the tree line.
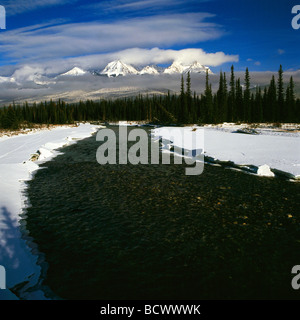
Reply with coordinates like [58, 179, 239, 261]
[0, 65, 299, 130]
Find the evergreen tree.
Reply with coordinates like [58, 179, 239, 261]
[228, 65, 235, 122]
[204, 69, 213, 123]
[277, 65, 284, 121]
[267, 76, 277, 122]
[0, 65, 298, 129]
[286, 76, 295, 122]
[186, 72, 192, 122]
[179, 74, 188, 123]
[244, 68, 251, 122]
[2, 106, 19, 130]
[255, 87, 263, 123]
[216, 71, 228, 122]
[235, 78, 243, 122]
[223, 72, 228, 121]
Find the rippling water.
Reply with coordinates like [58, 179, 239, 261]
[25, 126, 300, 299]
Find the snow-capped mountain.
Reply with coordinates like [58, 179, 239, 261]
[100, 60, 212, 77]
[0, 60, 214, 89]
[164, 61, 212, 74]
[139, 65, 160, 75]
[101, 60, 139, 77]
[185, 61, 213, 74]
[61, 67, 86, 76]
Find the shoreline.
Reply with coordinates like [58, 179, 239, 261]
[151, 124, 300, 180]
[0, 123, 103, 299]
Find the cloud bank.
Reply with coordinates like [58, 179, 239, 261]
[5, 47, 238, 76]
[0, 13, 224, 62]
[2, 0, 78, 16]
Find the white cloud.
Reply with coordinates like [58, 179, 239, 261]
[108, 47, 239, 66]
[111, 0, 179, 10]
[11, 65, 44, 81]
[8, 47, 238, 76]
[277, 49, 285, 55]
[247, 59, 261, 67]
[2, 0, 78, 16]
[87, 0, 212, 12]
[0, 13, 224, 62]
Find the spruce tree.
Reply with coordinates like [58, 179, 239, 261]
[179, 74, 188, 123]
[223, 72, 228, 121]
[228, 65, 235, 122]
[286, 76, 295, 122]
[204, 69, 213, 123]
[277, 65, 284, 121]
[216, 71, 224, 122]
[244, 68, 251, 122]
[268, 76, 277, 122]
[186, 72, 192, 122]
[255, 87, 263, 123]
[235, 78, 243, 122]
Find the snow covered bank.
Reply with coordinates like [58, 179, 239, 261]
[152, 125, 300, 180]
[0, 123, 102, 299]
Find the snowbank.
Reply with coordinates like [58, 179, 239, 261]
[0, 123, 103, 299]
[152, 125, 300, 180]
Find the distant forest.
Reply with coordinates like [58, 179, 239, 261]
[0, 65, 299, 130]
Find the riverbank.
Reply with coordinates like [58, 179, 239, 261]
[0, 123, 103, 299]
[152, 123, 300, 180]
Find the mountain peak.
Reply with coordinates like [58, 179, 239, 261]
[164, 61, 212, 74]
[61, 67, 86, 76]
[101, 60, 139, 77]
[139, 65, 160, 75]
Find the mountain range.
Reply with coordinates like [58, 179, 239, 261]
[61, 60, 213, 78]
[0, 60, 213, 87]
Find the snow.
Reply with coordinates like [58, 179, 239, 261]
[61, 67, 86, 76]
[152, 125, 300, 179]
[140, 66, 159, 75]
[101, 60, 139, 77]
[100, 60, 212, 77]
[0, 123, 102, 299]
[257, 164, 275, 177]
[164, 61, 212, 74]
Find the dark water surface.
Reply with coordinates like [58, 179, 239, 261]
[25, 127, 300, 300]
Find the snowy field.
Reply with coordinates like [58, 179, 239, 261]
[152, 123, 300, 179]
[0, 123, 102, 299]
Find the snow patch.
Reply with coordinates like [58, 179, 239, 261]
[257, 164, 275, 177]
[152, 125, 300, 180]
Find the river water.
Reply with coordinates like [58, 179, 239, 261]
[23, 126, 300, 299]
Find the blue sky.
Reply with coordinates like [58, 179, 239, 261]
[0, 0, 299, 74]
